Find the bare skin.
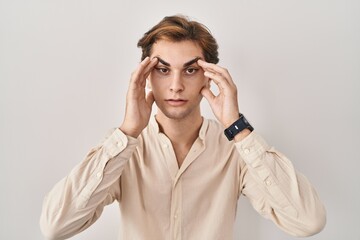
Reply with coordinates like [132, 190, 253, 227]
[120, 40, 250, 167]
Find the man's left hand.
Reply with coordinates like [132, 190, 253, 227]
[198, 59, 240, 128]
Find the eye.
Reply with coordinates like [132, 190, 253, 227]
[155, 67, 169, 75]
[185, 67, 198, 75]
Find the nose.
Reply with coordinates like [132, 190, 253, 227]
[169, 72, 184, 93]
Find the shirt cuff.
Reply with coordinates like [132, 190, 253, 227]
[235, 131, 270, 168]
[102, 128, 139, 158]
[77, 128, 138, 209]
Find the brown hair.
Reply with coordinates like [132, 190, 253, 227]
[137, 15, 219, 64]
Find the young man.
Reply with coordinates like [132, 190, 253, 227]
[40, 15, 326, 239]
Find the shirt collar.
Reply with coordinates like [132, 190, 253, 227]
[150, 115, 208, 141]
[150, 115, 161, 134]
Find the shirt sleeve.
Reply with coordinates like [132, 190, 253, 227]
[236, 132, 326, 237]
[40, 128, 138, 240]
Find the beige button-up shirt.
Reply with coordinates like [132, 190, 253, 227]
[40, 117, 326, 240]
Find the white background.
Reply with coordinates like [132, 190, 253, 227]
[1, 0, 359, 239]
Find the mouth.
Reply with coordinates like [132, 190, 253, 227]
[165, 99, 188, 106]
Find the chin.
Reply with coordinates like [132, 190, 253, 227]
[162, 110, 191, 120]
[156, 105, 195, 120]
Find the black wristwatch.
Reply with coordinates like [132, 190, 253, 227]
[224, 114, 254, 141]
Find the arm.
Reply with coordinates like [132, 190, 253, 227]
[40, 129, 138, 240]
[198, 59, 326, 236]
[237, 132, 326, 236]
[40, 57, 158, 239]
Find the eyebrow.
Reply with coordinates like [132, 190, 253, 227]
[156, 57, 201, 67]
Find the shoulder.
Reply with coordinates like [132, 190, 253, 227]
[206, 118, 223, 135]
[204, 118, 234, 147]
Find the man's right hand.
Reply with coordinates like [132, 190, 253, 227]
[120, 57, 158, 138]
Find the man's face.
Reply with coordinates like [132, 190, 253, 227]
[149, 40, 208, 120]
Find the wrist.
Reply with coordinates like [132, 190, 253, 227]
[119, 124, 142, 138]
[223, 113, 241, 128]
[233, 129, 251, 142]
[224, 113, 254, 141]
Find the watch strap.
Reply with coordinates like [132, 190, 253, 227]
[224, 114, 254, 141]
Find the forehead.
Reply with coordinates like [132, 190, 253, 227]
[151, 40, 204, 65]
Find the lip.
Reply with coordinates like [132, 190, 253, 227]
[165, 99, 188, 106]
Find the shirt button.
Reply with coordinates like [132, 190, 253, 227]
[163, 144, 168, 148]
[265, 179, 272, 186]
[117, 141, 123, 147]
[96, 172, 102, 179]
[174, 214, 178, 219]
[244, 148, 250, 154]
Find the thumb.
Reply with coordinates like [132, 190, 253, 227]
[146, 91, 155, 107]
[201, 87, 215, 104]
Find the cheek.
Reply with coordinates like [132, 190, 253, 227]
[184, 75, 208, 94]
[203, 77, 210, 86]
[197, 76, 209, 89]
[148, 73, 157, 90]
[148, 78, 164, 98]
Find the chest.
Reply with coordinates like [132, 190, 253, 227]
[125, 137, 240, 189]
[173, 145, 190, 167]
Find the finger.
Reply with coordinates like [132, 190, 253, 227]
[142, 57, 158, 79]
[198, 59, 235, 86]
[137, 57, 152, 73]
[130, 57, 158, 90]
[146, 90, 155, 107]
[201, 86, 216, 103]
[198, 59, 227, 75]
[204, 71, 229, 91]
[131, 57, 153, 83]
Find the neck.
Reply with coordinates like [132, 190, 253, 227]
[155, 110, 203, 147]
